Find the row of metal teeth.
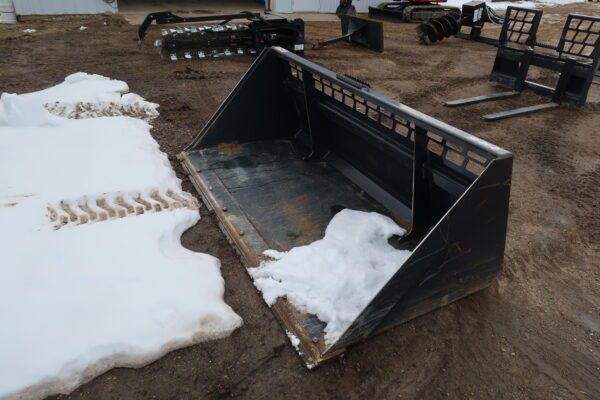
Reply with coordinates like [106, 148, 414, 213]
[163, 48, 257, 61]
[47, 190, 200, 230]
[160, 23, 250, 36]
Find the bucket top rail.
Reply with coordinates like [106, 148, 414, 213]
[280, 49, 510, 160]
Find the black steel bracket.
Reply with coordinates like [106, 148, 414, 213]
[138, 11, 261, 44]
[316, 15, 384, 52]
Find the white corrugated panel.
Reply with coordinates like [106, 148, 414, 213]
[356, 0, 382, 12]
[318, 0, 337, 12]
[272, 0, 382, 13]
[272, 0, 293, 12]
[0, 0, 17, 23]
[293, 0, 319, 11]
[13, 0, 118, 15]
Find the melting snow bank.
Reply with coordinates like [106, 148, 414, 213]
[250, 209, 411, 346]
[0, 73, 242, 400]
[20, 72, 159, 120]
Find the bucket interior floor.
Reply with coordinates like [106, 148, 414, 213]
[186, 139, 397, 252]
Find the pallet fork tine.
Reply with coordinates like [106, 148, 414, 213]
[445, 91, 520, 107]
[482, 102, 559, 120]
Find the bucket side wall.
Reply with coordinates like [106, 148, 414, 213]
[332, 155, 513, 351]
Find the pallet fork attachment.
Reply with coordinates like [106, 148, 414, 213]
[316, 15, 384, 52]
[445, 7, 542, 107]
[445, 91, 520, 107]
[446, 11, 600, 120]
[179, 47, 513, 368]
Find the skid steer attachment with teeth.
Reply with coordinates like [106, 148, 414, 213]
[179, 47, 513, 368]
[138, 11, 304, 61]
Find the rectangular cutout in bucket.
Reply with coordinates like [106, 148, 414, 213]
[179, 47, 513, 368]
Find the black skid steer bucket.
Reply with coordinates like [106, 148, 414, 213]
[180, 47, 513, 368]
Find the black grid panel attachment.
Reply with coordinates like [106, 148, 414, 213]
[287, 63, 494, 178]
[558, 14, 600, 60]
[500, 7, 543, 47]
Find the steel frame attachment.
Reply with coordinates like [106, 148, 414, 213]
[456, 1, 534, 47]
[138, 11, 305, 60]
[316, 15, 384, 52]
[447, 11, 600, 120]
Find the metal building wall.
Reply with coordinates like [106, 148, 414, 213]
[12, 0, 118, 15]
[271, 0, 381, 13]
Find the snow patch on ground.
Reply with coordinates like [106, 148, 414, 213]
[22, 29, 37, 33]
[446, 0, 585, 9]
[0, 73, 242, 400]
[20, 73, 159, 120]
[250, 209, 411, 345]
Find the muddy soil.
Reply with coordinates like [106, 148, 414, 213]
[1, 4, 599, 399]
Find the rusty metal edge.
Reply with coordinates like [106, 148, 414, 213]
[178, 151, 343, 368]
[179, 152, 259, 267]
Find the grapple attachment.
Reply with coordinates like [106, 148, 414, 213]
[180, 48, 513, 367]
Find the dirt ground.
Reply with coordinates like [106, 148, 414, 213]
[1, 4, 599, 399]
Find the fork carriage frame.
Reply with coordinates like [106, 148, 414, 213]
[447, 9, 600, 120]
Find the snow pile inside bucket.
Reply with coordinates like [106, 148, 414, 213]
[250, 209, 411, 345]
[0, 73, 242, 400]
